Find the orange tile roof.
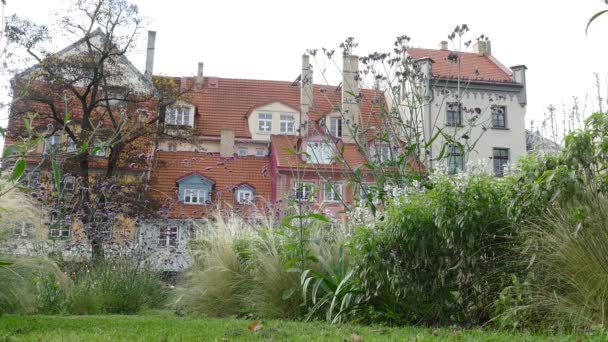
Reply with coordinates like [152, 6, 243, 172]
[179, 77, 387, 140]
[406, 48, 514, 83]
[149, 151, 272, 218]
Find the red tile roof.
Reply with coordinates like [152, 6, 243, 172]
[407, 48, 514, 83]
[149, 151, 272, 218]
[179, 77, 387, 140]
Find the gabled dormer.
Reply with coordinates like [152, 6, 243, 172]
[176, 172, 214, 205]
[166, 102, 196, 128]
[234, 183, 256, 204]
[247, 101, 300, 141]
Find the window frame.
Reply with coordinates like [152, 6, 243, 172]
[446, 102, 463, 127]
[158, 225, 178, 248]
[279, 114, 295, 134]
[323, 182, 343, 203]
[447, 144, 464, 173]
[306, 141, 333, 164]
[491, 105, 507, 129]
[166, 105, 193, 126]
[44, 135, 61, 154]
[12, 222, 34, 238]
[328, 117, 343, 138]
[493, 147, 510, 177]
[236, 188, 254, 204]
[293, 181, 315, 202]
[183, 188, 209, 205]
[255, 148, 267, 157]
[49, 212, 71, 239]
[375, 144, 392, 163]
[238, 147, 248, 156]
[258, 113, 272, 133]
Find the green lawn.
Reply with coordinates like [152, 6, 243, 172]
[0, 311, 598, 341]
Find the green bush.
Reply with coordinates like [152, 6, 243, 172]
[353, 174, 517, 325]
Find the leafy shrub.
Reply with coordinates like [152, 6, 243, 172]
[353, 174, 517, 325]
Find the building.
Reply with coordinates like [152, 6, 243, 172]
[1, 31, 523, 270]
[405, 40, 527, 176]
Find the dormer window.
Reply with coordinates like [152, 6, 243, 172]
[306, 141, 333, 164]
[176, 172, 214, 205]
[328, 117, 342, 138]
[235, 184, 255, 204]
[167, 104, 194, 127]
[258, 113, 272, 133]
[280, 114, 295, 134]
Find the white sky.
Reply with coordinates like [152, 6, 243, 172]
[2, 0, 608, 148]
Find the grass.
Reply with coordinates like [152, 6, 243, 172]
[0, 311, 600, 341]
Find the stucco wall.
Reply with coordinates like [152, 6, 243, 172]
[248, 102, 300, 141]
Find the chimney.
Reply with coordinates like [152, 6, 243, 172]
[342, 54, 360, 144]
[472, 40, 491, 56]
[144, 31, 156, 78]
[196, 62, 204, 89]
[511, 65, 527, 106]
[300, 54, 313, 136]
[439, 41, 448, 51]
[220, 129, 235, 157]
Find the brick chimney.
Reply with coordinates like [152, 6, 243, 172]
[144, 31, 156, 78]
[300, 54, 313, 136]
[473, 40, 491, 56]
[196, 62, 204, 89]
[342, 54, 360, 144]
[439, 40, 448, 51]
[220, 129, 235, 157]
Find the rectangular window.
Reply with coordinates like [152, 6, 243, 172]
[446, 102, 462, 127]
[62, 175, 76, 191]
[447, 145, 464, 173]
[294, 182, 315, 202]
[183, 188, 209, 204]
[306, 142, 333, 164]
[44, 135, 61, 154]
[238, 147, 248, 156]
[255, 148, 267, 157]
[49, 213, 71, 239]
[280, 114, 295, 134]
[237, 189, 254, 204]
[167, 106, 191, 126]
[491, 105, 507, 128]
[328, 117, 342, 138]
[375, 145, 392, 163]
[323, 183, 343, 202]
[167, 143, 177, 152]
[12, 222, 34, 238]
[258, 113, 272, 132]
[93, 212, 113, 240]
[21, 172, 40, 189]
[158, 225, 178, 247]
[493, 148, 509, 176]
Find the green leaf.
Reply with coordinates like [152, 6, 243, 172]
[9, 158, 26, 182]
[301, 213, 331, 223]
[282, 287, 295, 300]
[2, 145, 20, 159]
[52, 159, 61, 193]
[586, 9, 608, 35]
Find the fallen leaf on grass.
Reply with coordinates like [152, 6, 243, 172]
[350, 332, 363, 342]
[248, 320, 263, 333]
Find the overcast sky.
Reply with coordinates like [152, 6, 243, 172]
[2, 0, 608, 147]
